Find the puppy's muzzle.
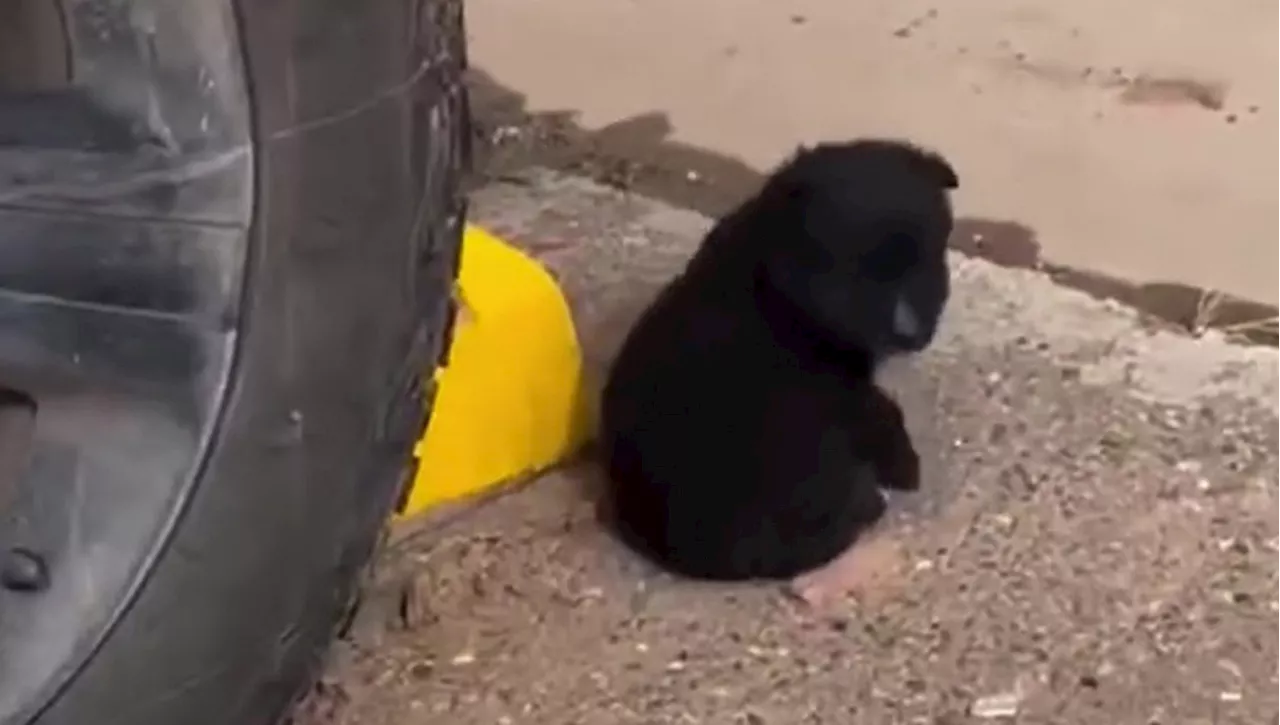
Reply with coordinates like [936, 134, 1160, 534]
[892, 296, 920, 339]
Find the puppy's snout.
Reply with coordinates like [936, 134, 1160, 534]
[891, 295, 921, 341]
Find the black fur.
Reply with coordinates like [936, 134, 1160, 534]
[599, 139, 958, 581]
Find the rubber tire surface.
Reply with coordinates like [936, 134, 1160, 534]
[18, 2, 469, 724]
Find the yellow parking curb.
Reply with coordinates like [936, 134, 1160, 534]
[399, 225, 593, 519]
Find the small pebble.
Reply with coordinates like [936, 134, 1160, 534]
[1175, 460, 1202, 474]
[970, 692, 1020, 718]
[490, 126, 522, 144]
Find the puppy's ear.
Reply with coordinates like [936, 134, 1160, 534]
[773, 144, 818, 196]
[913, 150, 959, 190]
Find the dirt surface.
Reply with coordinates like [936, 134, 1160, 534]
[464, 0, 1278, 310]
[292, 173, 1279, 725]
[465, 71, 1277, 346]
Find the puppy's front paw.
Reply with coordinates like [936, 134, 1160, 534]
[879, 449, 920, 491]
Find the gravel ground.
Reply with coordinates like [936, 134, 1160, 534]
[292, 172, 1278, 725]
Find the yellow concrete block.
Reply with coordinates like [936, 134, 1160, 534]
[399, 225, 592, 518]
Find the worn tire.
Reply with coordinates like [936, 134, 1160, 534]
[0, 1, 469, 724]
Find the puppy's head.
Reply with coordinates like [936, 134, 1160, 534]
[758, 139, 958, 357]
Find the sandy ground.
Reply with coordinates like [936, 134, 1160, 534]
[291, 172, 1279, 725]
[463, 0, 1278, 314]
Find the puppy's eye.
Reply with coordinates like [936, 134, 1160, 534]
[861, 233, 919, 282]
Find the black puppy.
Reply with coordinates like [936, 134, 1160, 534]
[599, 139, 958, 582]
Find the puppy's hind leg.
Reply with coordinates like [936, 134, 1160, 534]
[788, 482, 888, 608]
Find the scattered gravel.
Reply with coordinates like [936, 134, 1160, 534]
[292, 173, 1278, 725]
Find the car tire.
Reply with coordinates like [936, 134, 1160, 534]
[0, 1, 469, 723]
